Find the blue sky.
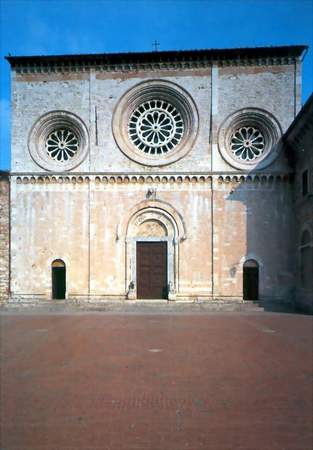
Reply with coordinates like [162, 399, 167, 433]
[0, 0, 312, 169]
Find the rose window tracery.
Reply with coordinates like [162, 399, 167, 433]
[230, 126, 265, 161]
[45, 128, 79, 162]
[28, 111, 89, 171]
[112, 80, 198, 166]
[217, 108, 282, 170]
[128, 100, 184, 155]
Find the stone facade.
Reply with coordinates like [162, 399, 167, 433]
[0, 172, 10, 301]
[3, 45, 311, 305]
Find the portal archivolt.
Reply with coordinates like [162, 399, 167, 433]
[119, 200, 186, 300]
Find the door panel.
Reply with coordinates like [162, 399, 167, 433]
[52, 267, 66, 299]
[243, 267, 258, 300]
[136, 242, 168, 299]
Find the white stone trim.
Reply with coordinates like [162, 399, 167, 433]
[122, 200, 186, 299]
[128, 237, 175, 300]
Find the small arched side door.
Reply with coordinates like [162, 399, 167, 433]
[52, 259, 66, 300]
[243, 259, 259, 301]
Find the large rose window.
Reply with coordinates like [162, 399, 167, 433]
[128, 100, 184, 155]
[112, 80, 199, 166]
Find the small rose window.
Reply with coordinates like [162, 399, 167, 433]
[29, 111, 89, 171]
[230, 126, 265, 161]
[46, 128, 79, 162]
[217, 108, 282, 170]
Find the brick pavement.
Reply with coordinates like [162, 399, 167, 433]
[0, 311, 312, 450]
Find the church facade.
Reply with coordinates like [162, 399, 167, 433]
[0, 45, 312, 310]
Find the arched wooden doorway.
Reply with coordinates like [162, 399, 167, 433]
[135, 219, 169, 299]
[123, 201, 186, 301]
[52, 259, 66, 300]
[243, 259, 259, 300]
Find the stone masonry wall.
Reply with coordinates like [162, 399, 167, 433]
[213, 177, 294, 301]
[282, 94, 313, 313]
[0, 174, 10, 301]
[10, 176, 213, 300]
[8, 54, 302, 303]
[293, 121, 313, 313]
[11, 63, 296, 174]
[9, 174, 294, 302]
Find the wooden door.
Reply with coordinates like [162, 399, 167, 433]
[136, 242, 168, 299]
[52, 266, 66, 299]
[243, 267, 259, 300]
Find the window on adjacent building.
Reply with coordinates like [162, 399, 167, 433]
[302, 170, 308, 196]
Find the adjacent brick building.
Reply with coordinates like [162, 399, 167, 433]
[1, 45, 311, 310]
[284, 94, 313, 312]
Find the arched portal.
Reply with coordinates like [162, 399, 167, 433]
[121, 200, 186, 300]
[51, 259, 66, 300]
[243, 259, 259, 300]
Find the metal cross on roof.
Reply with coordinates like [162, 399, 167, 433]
[152, 40, 160, 52]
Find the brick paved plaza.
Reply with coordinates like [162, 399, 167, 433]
[0, 310, 312, 450]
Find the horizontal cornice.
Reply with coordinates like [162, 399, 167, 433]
[5, 45, 308, 73]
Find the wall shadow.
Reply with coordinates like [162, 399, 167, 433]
[223, 134, 299, 314]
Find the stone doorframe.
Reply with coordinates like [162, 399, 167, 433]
[117, 200, 187, 300]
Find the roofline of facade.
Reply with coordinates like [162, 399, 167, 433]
[284, 93, 313, 141]
[5, 45, 308, 70]
[282, 93, 313, 169]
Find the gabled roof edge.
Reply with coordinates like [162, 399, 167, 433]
[5, 45, 308, 67]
